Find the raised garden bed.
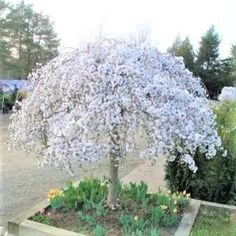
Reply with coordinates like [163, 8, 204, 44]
[7, 179, 200, 236]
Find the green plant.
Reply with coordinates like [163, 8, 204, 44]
[94, 202, 108, 217]
[149, 228, 160, 236]
[151, 206, 164, 225]
[31, 213, 53, 226]
[119, 213, 147, 235]
[121, 182, 149, 207]
[161, 212, 178, 227]
[44, 179, 189, 235]
[50, 196, 63, 210]
[49, 179, 108, 212]
[0, 93, 15, 110]
[78, 211, 97, 227]
[61, 180, 81, 210]
[165, 101, 236, 204]
[93, 224, 107, 236]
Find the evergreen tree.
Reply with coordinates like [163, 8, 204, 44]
[0, 0, 11, 77]
[230, 44, 236, 85]
[195, 26, 234, 98]
[0, 1, 60, 79]
[231, 44, 236, 58]
[195, 26, 220, 71]
[168, 36, 195, 71]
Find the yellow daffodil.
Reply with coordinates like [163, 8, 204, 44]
[134, 216, 139, 221]
[160, 205, 168, 210]
[173, 208, 177, 214]
[47, 188, 62, 201]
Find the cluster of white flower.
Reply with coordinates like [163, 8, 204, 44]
[8, 40, 222, 173]
[218, 87, 236, 101]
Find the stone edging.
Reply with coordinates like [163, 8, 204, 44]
[174, 199, 201, 236]
[201, 200, 236, 211]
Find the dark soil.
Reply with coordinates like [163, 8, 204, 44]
[32, 201, 181, 236]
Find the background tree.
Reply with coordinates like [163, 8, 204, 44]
[9, 40, 221, 207]
[194, 26, 234, 98]
[0, 0, 11, 77]
[231, 44, 236, 84]
[231, 44, 236, 58]
[168, 36, 195, 71]
[0, 1, 60, 79]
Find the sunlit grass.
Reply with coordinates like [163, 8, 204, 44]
[191, 206, 236, 236]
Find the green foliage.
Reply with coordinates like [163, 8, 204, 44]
[231, 44, 236, 58]
[77, 178, 108, 204]
[121, 181, 149, 207]
[190, 206, 236, 236]
[31, 213, 53, 226]
[119, 213, 147, 235]
[168, 27, 236, 98]
[0, 0, 59, 78]
[78, 211, 97, 227]
[231, 44, 236, 84]
[151, 206, 164, 225]
[194, 26, 234, 98]
[0, 93, 14, 109]
[149, 228, 160, 236]
[48, 179, 108, 212]
[165, 101, 236, 204]
[195, 26, 220, 68]
[44, 179, 189, 235]
[49, 196, 63, 210]
[94, 202, 108, 217]
[93, 224, 107, 236]
[0, 87, 18, 110]
[168, 36, 195, 71]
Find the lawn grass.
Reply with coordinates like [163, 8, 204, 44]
[191, 206, 236, 236]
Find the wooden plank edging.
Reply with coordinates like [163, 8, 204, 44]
[19, 220, 84, 236]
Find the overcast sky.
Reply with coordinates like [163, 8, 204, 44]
[11, 0, 236, 58]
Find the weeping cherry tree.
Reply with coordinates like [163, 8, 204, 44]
[8, 40, 222, 207]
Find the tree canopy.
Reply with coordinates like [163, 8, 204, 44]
[167, 36, 194, 71]
[9, 40, 222, 205]
[0, 0, 60, 79]
[168, 26, 235, 99]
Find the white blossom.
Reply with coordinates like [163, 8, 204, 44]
[8, 40, 221, 173]
[181, 154, 198, 173]
[218, 87, 236, 101]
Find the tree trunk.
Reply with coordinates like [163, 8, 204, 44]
[107, 153, 119, 207]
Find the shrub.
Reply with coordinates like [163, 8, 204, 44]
[0, 89, 27, 111]
[165, 101, 236, 204]
[0, 93, 15, 110]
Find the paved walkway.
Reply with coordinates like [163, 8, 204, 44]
[0, 114, 166, 235]
[122, 159, 166, 192]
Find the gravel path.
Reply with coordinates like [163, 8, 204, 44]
[0, 114, 145, 229]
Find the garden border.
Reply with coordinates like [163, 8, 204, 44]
[10, 178, 236, 236]
[7, 198, 201, 236]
